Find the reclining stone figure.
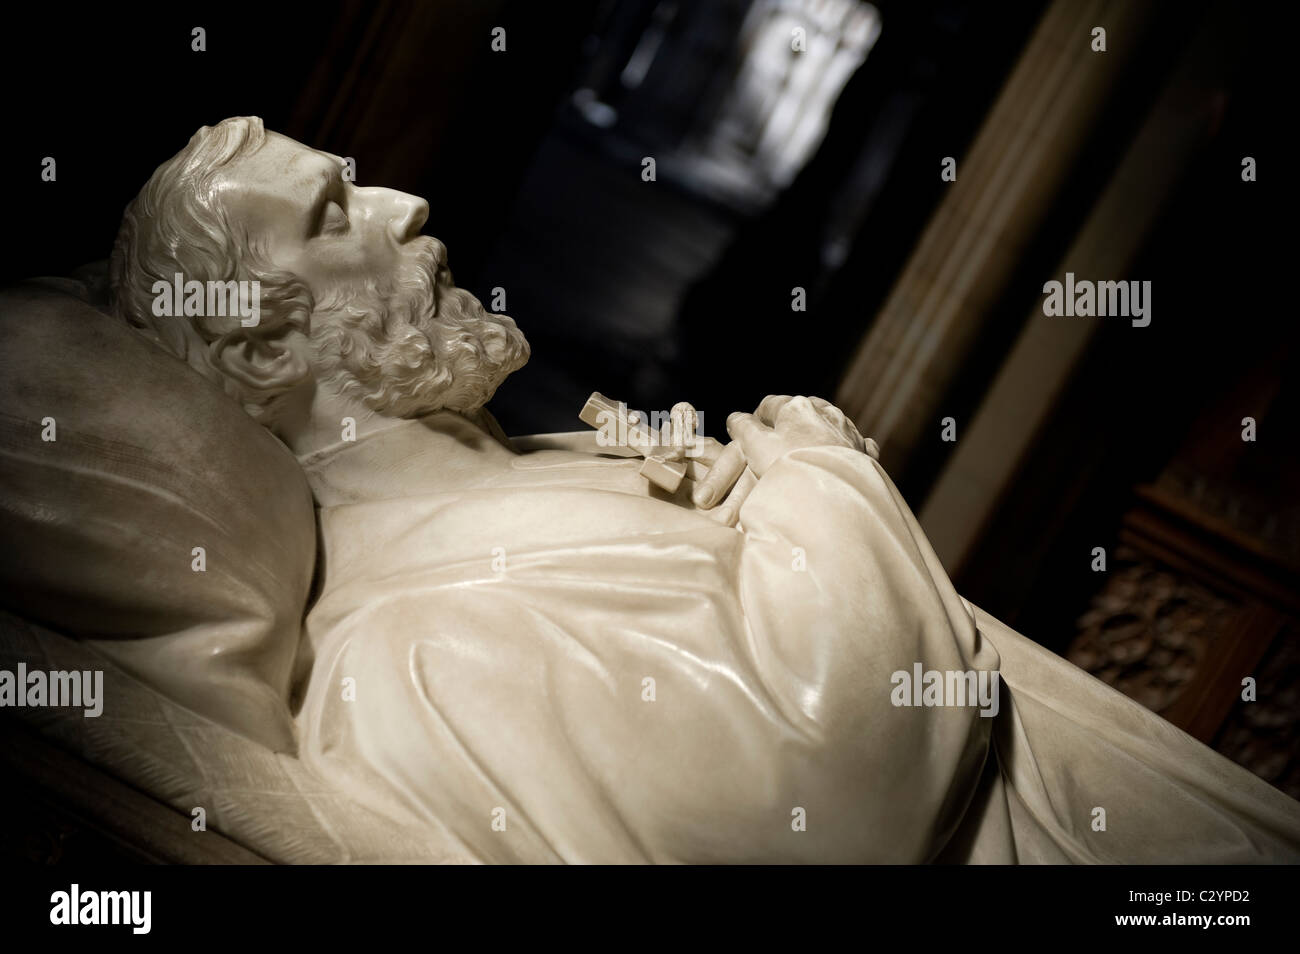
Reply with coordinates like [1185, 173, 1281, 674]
[102, 116, 1300, 863]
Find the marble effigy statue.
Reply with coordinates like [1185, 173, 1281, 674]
[21, 115, 1297, 863]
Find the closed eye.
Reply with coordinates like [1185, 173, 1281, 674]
[318, 199, 350, 236]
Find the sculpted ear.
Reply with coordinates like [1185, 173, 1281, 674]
[209, 326, 312, 395]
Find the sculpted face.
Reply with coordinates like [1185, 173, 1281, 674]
[111, 118, 528, 441]
[202, 125, 529, 422]
[214, 132, 432, 303]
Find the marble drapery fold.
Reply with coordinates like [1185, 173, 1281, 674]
[296, 425, 1300, 863]
[298, 436, 994, 862]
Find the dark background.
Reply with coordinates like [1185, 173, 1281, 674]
[3, 0, 1049, 439]
[2, 0, 1296, 791]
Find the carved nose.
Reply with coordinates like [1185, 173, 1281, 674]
[389, 194, 429, 244]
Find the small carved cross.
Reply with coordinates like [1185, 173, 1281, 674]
[579, 392, 699, 492]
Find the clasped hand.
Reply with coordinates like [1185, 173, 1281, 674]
[685, 395, 876, 525]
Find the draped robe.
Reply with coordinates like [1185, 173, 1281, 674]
[295, 417, 1300, 863]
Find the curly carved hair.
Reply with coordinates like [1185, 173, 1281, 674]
[109, 116, 314, 426]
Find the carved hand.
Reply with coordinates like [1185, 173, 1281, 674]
[693, 395, 876, 521]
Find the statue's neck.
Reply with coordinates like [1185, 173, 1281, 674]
[292, 405, 519, 507]
[274, 383, 405, 460]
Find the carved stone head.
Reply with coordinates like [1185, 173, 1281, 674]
[109, 116, 529, 443]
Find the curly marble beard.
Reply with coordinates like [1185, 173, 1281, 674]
[308, 236, 530, 418]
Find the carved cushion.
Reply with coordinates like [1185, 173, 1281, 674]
[0, 276, 315, 752]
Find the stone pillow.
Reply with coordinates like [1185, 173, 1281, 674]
[0, 279, 316, 752]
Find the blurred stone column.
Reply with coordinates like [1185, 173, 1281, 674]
[834, 0, 1153, 484]
[919, 11, 1232, 574]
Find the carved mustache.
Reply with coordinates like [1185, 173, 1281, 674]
[400, 235, 473, 322]
[406, 235, 450, 286]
